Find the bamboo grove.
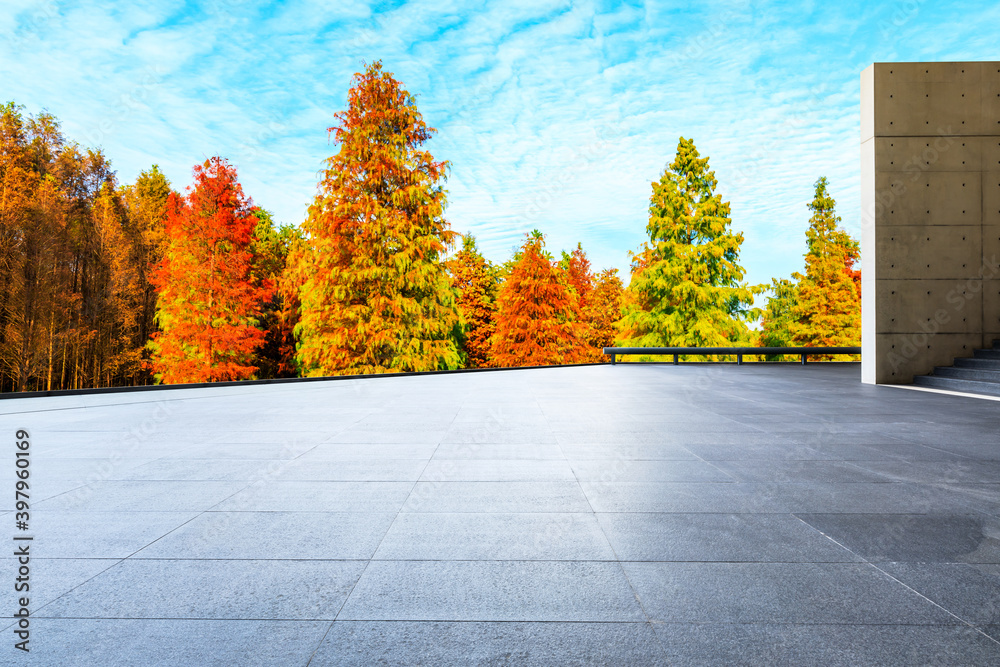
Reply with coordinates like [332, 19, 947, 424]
[0, 62, 860, 391]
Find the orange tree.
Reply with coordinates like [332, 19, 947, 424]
[489, 233, 589, 367]
[450, 234, 500, 368]
[148, 157, 270, 384]
[560, 244, 623, 360]
[789, 177, 860, 355]
[292, 61, 461, 375]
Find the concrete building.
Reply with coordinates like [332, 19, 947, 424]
[861, 61, 1000, 384]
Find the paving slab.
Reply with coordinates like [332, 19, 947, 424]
[4, 363, 1000, 663]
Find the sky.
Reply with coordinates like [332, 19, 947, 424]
[2, 0, 999, 288]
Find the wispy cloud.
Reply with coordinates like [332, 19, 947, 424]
[1, 0, 997, 287]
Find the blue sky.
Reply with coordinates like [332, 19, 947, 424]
[2, 0, 998, 287]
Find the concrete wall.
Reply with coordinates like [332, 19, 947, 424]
[861, 62, 1000, 384]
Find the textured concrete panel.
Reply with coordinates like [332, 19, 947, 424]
[874, 172, 981, 226]
[986, 171, 1000, 226]
[875, 137, 983, 172]
[876, 279, 982, 333]
[873, 333, 982, 382]
[876, 226, 980, 279]
[862, 61, 1000, 383]
[877, 81, 984, 136]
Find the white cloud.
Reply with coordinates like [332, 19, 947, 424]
[1, 0, 997, 293]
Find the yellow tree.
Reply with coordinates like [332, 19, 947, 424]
[293, 61, 461, 375]
[789, 177, 860, 355]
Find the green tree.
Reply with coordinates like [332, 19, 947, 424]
[788, 177, 860, 355]
[618, 137, 759, 356]
[757, 277, 798, 360]
[292, 61, 461, 375]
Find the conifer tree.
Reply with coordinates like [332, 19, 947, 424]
[490, 233, 589, 367]
[450, 234, 500, 368]
[619, 137, 759, 352]
[588, 268, 624, 358]
[148, 157, 270, 384]
[789, 177, 860, 354]
[293, 61, 461, 375]
[757, 277, 798, 360]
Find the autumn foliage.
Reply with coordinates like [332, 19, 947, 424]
[291, 61, 461, 375]
[148, 158, 271, 384]
[490, 234, 589, 367]
[451, 235, 500, 368]
[788, 177, 861, 352]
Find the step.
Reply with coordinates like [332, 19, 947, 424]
[954, 357, 1000, 370]
[974, 348, 1000, 360]
[912, 375, 1000, 397]
[933, 366, 1000, 383]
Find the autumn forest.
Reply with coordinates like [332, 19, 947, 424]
[0, 61, 861, 393]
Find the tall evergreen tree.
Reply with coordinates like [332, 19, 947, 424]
[490, 233, 589, 367]
[292, 60, 461, 375]
[789, 177, 860, 353]
[619, 137, 759, 352]
[450, 234, 500, 368]
[148, 157, 270, 384]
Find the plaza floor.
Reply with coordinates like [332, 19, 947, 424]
[3, 363, 1000, 665]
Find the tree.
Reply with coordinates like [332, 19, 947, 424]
[120, 165, 172, 365]
[559, 244, 623, 361]
[249, 209, 300, 379]
[292, 60, 461, 375]
[450, 234, 500, 368]
[788, 177, 860, 354]
[618, 137, 759, 355]
[489, 233, 589, 367]
[757, 277, 798, 360]
[588, 268, 624, 358]
[148, 157, 270, 384]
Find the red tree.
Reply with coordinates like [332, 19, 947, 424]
[148, 157, 271, 384]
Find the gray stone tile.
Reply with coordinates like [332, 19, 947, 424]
[313, 621, 666, 666]
[569, 459, 732, 482]
[326, 429, 446, 444]
[338, 561, 646, 621]
[879, 562, 1000, 624]
[42, 559, 367, 620]
[709, 460, 891, 483]
[795, 513, 1000, 563]
[279, 459, 428, 481]
[135, 511, 397, 559]
[212, 481, 413, 512]
[651, 623, 1000, 666]
[27, 511, 197, 558]
[373, 513, 615, 560]
[776, 482, 981, 514]
[14, 619, 330, 666]
[580, 482, 791, 513]
[623, 562, 957, 624]
[440, 425, 559, 444]
[159, 441, 319, 459]
[597, 513, 859, 562]
[850, 459, 1000, 484]
[431, 443, 566, 460]
[109, 458, 283, 481]
[420, 460, 576, 481]
[681, 442, 836, 461]
[1, 558, 120, 614]
[560, 443, 699, 460]
[402, 481, 592, 513]
[34, 480, 247, 512]
[300, 443, 438, 460]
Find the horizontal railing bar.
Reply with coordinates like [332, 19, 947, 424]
[603, 347, 860, 355]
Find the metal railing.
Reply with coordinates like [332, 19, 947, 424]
[603, 346, 862, 365]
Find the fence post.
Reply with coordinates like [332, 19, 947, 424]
[801, 353, 807, 365]
[673, 354, 679, 365]
[737, 353, 743, 366]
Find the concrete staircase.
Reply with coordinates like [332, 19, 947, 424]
[913, 340, 1000, 397]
